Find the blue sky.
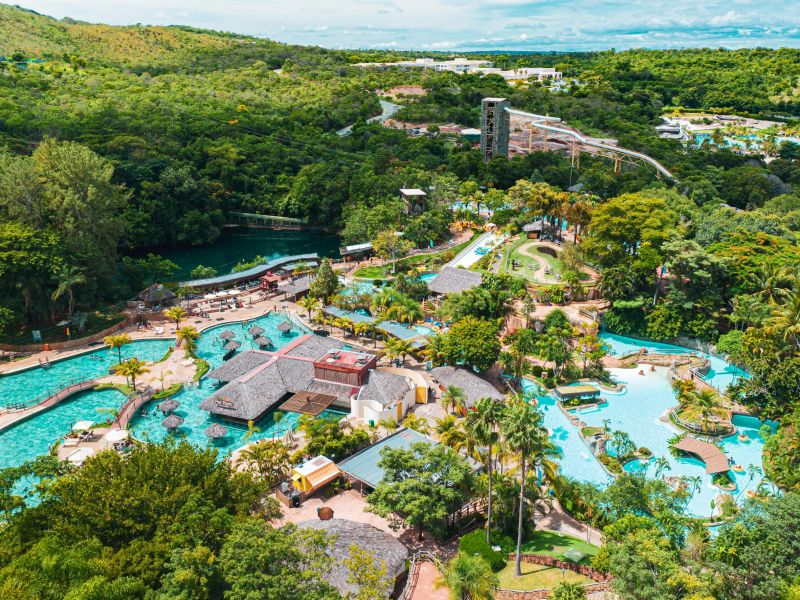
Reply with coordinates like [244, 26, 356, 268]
[17, 0, 800, 50]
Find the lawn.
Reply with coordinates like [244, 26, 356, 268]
[496, 562, 590, 591]
[502, 238, 591, 283]
[520, 530, 599, 565]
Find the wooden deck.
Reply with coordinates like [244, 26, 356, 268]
[672, 437, 730, 474]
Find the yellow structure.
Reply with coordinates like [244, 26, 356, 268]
[291, 456, 340, 494]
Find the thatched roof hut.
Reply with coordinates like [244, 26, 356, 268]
[298, 518, 408, 598]
[204, 423, 228, 439]
[426, 266, 482, 296]
[248, 325, 265, 336]
[162, 414, 184, 429]
[137, 283, 177, 307]
[277, 321, 293, 333]
[430, 365, 504, 408]
[219, 330, 236, 340]
[223, 340, 241, 352]
[157, 399, 180, 414]
[254, 336, 272, 347]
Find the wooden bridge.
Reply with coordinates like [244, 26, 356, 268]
[114, 389, 154, 429]
[0, 379, 97, 432]
[227, 211, 308, 230]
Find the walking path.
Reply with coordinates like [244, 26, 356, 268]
[408, 561, 447, 600]
[538, 498, 603, 547]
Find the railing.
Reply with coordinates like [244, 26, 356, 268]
[1, 378, 97, 414]
[114, 390, 153, 429]
[397, 551, 449, 600]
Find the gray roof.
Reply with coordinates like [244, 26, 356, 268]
[322, 307, 428, 349]
[283, 334, 342, 359]
[307, 379, 359, 402]
[358, 371, 413, 408]
[427, 267, 482, 295]
[137, 283, 176, 305]
[523, 219, 547, 232]
[162, 414, 184, 429]
[207, 351, 272, 382]
[430, 365, 504, 407]
[297, 518, 408, 597]
[223, 340, 241, 352]
[278, 275, 312, 296]
[179, 253, 319, 289]
[248, 325, 265, 336]
[338, 428, 437, 489]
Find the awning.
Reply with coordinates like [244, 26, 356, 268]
[553, 385, 601, 400]
[280, 390, 338, 416]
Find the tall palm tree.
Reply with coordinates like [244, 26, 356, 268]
[466, 397, 505, 545]
[434, 415, 469, 452]
[370, 288, 395, 315]
[104, 333, 132, 364]
[442, 385, 466, 415]
[376, 418, 399, 437]
[113, 358, 149, 391]
[502, 398, 555, 577]
[421, 334, 448, 366]
[163, 306, 187, 329]
[753, 264, 793, 306]
[298, 295, 321, 319]
[176, 326, 200, 354]
[440, 552, 498, 600]
[151, 369, 173, 392]
[767, 290, 800, 350]
[689, 389, 723, 433]
[51, 265, 85, 318]
[653, 456, 671, 480]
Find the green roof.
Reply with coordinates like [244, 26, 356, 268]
[337, 428, 436, 489]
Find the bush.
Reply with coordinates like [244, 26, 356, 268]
[458, 530, 507, 572]
[530, 365, 544, 377]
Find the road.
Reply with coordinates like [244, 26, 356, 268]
[337, 99, 401, 136]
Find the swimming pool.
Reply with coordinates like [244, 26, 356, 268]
[0, 339, 174, 408]
[418, 272, 437, 283]
[599, 332, 747, 392]
[523, 367, 771, 517]
[412, 324, 436, 337]
[128, 312, 339, 453]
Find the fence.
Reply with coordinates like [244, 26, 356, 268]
[397, 551, 448, 600]
[114, 390, 153, 429]
[0, 317, 132, 353]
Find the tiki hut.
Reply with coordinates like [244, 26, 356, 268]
[430, 365, 504, 408]
[219, 330, 236, 340]
[426, 266, 482, 296]
[254, 336, 272, 347]
[204, 423, 228, 439]
[298, 518, 408, 598]
[223, 340, 241, 352]
[162, 414, 184, 430]
[157, 399, 180, 414]
[277, 321, 293, 335]
[248, 325, 265, 337]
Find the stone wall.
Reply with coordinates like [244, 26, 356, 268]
[0, 317, 132, 353]
[508, 553, 612, 583]
[496, 582, 611, 599]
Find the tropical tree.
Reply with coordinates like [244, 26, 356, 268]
[104, 333, 132, 364]
[386, 337, 414, 366]
[163, 306, 187, 329]
[401, 412, 430, 435]
[353, 321, 371, 341]
[370, 287, 396, 314]
[767, 290, 800, 350]
[151, 369, 173, 393]
[373, 230, 413, 274]
[236, 439, 291, 487]
[466, 397, 505, 545]
[243, 420, 261, 442]
[376, 418, 399, 437]
[686, 389, 724, 432]
[442, 385, 467, 415]
[502, 398, 558, 577]
[552, 580, 586, 600]
[653, 457, 672, 480]
[440, 552, 498, 600]
[51, 265, 86, 318]
[176, 326, 200, 354]
[434, 415, 467, 453]
[421, 334, 448, 366]
[298, 295, 321, 319]
[113, 358, 149, 391]
[308, 258, 340, 301]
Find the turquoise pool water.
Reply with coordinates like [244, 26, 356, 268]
[0, 339, 174, 408]
[128, 312, 344, 453]
[523, 366, 771, 517]
[412, 324, 436, 337]
[599, 332, 747, 392]
[0, 388, 127, 471]
[340, 280, 376, 296]
[418, 272, 437, 283]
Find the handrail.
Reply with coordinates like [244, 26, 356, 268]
[504, 107, 675, 180]
[114, 390, 153, 429]
[397, 551, 449, 600]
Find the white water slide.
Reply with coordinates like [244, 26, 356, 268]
[504, 107, 675, 180]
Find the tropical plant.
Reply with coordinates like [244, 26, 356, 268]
[401, 412, 430, 435]
[298, 295, 321, 319]
[236, 439, 291, 487]
[440, 552, 498, 600]
[242, 420, 261, 442]
[176, 325, 200, 354]
[104, 333, 132, 364]
[552, 580, 586, 600]
[653, 456, 672, 480]
[51, 265, 86, 318]
[151, 369, 173, 393]
[113, 358, 149, 391]
[435, 415, 467, 452]
[442, 385, 467, 415]
[163, 306, 187, 329]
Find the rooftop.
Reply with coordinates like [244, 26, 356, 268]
[180, 253, 319, 288]
[430, 365, 504, 407]
[427, 266, 482, 295]
[553, 385, 601, 400]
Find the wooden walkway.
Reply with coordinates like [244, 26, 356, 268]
[673, 437, 730, 474]
[0, 379, 97, 432]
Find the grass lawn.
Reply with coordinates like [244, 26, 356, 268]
[497, 562, 590, 591]
[502, 238, 591, 283]
[521, 531, 599, 565]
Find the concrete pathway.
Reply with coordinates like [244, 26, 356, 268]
[409, 561, 448, 600]
[538, 498, 603, 547]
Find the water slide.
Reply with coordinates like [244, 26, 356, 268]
[505, 107, 675, 180]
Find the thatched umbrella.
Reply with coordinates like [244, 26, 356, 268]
[204, 423, 228, 439]
[277, 321, 293, 335]
[248, 325, 265, 336]
[157, 399, 180, 414]
[254, 336, 272, 347]
[219, 330, 236, 340]
[162, 414, 184, 430]
[223, 340, 241, 352]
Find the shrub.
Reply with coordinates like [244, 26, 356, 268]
[530, 365, 544, 377]
[458, 530, 507, 572]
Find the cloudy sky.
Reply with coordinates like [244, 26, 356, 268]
[17, 0, 800, 51]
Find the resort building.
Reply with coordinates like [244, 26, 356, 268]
[429, 365, 504, 408]
[353, 57, 492, 73]
[199, 334, 415, 424]
[426, 266, 483, 296]
[475, 66, 563, 83]
[291, 455, 341, 495]
[298, 518, 409, 597]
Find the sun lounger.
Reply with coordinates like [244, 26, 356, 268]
[63, 437, 79, 447]
[155, 326, 164, 335]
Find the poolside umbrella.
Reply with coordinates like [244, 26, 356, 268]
[248, 325, 265, 336]
[157, 399, 180, 414]
[219, 330, 236, 340]
[72, 420, 94, 432]
[254, 336, 272, 347]
[562, 548, 586, 564]
[204, 423, 228, 439]
[162, 414, 184, 430]
[104, 429, 129, 442]
[223, 340, 241, 352]
[277, 321, 293, 334]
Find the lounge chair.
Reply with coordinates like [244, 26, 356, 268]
[155, 326, 164, 335]
[63, 437, 79, 447]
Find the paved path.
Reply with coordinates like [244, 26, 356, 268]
[409, 561, 448, 600]
[538, 498, 603, 547]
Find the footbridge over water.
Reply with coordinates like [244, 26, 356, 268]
[480, 97, 675, 180]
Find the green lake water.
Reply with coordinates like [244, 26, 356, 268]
[142, 227, 341, 280]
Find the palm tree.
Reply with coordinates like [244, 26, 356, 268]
[737, 464, 763, 501]
[767, 290, 800, 350]
[242, 419, 261, 442]
[151, 369, 173, 393]
[113, 358, 149, 391]
[753, 264, 793, 306]
[653, 456, 671, 480]
[502, 398, 555, 577]
[435, 415, 467, 451]
[353, 321, 371, 342]
[440, 552, 498, 600]
[51, 265, 86, 318]
[421, 334, 447, 366]
[392, 338, 414, 366]
[298, 295, 321, 319]
[466, 397, 505, 545]
[370, 288, 395, 315]
[687, 476, 702, 496]
[376, 418, 399, 437]
[442, 385, 466, 415]
[176, 326, 200, 354]
[163, 306, 187, 329]
[104, 333, 132, 364]
[688, 389, 723, 433]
